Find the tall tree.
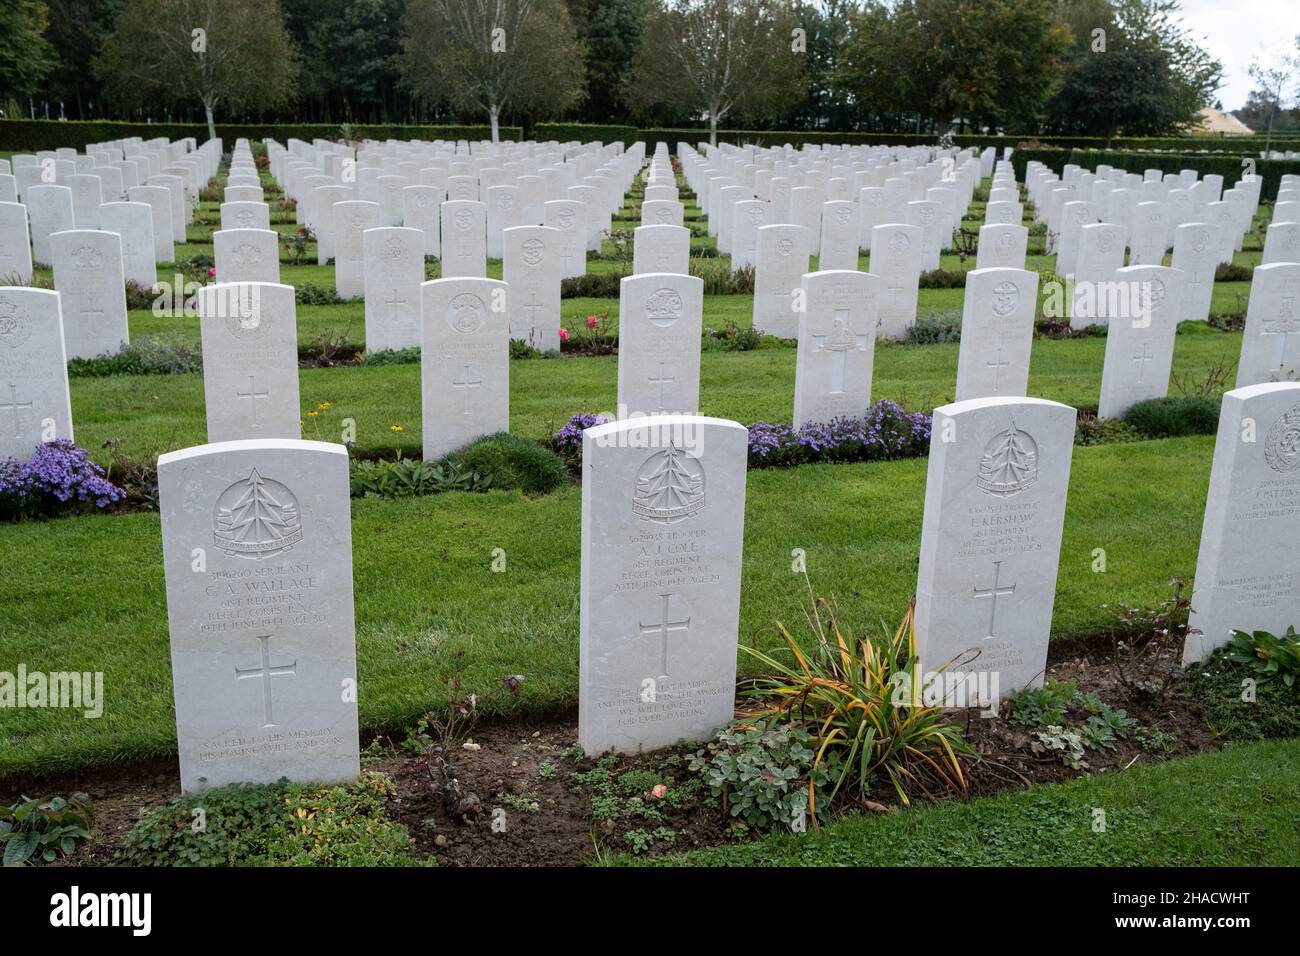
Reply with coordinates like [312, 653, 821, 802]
[282, 0, 405, 124]
[398, 0, 586, 141]
[95, 0, 296, 139]
[1044, 0, 1222, 138]
[0, 0, 57, 113]
[38, 0, 121, 119]
[627, 0, 806, 144]
[835, 0, 1069, 134]
[567, 0, 648, 124]
[1247, 43, 1299, 154]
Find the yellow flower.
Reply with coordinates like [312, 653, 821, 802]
[318, 402, 331, 410]
[390, 424, 403, 432]
[307, 410, 318, 417]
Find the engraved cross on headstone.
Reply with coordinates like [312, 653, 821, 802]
[1265, 303, 1300, 377]
[452, 363, 482, 414]
[235, 634, 297, 727]
[0, 383, 33, 437]
[811, 308, 871, 394]
[236, 374, 270, 424]
[649, 362, 675, 411]
[1131, 340, 1155, 384]
[521, 290, 544, 326]
[986, 348, 1011, 391]
[637, 592, 691, 677]
[973, 560, 1016, 642]
[384, 289, 407, 321]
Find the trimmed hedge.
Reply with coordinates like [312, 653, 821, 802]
[0, 119, 522, 152]
[957, 133, 1300, 153]
[532, 122, 638, 146]
[1069, 149, 1300, 201]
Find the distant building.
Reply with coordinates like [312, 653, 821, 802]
[1194, 106, 1254, 136]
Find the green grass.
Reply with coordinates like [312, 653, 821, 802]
[631, 738, 1300, 866]
[63, 328, 1241, 462]
[0, 434, 1212, 776]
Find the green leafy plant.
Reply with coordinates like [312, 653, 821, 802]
[1, 793, 94, 866]
[1124, 396, 1220, 439]
[689, 718, 826, 831]
[904, 309, 962, 344]
[349, 458, 492, 499]
[736, 594, 970, 816]
[1034, 726, 1089, 769]
[1224, 627, 1300, 690]
[1008, 679, 1079, 728]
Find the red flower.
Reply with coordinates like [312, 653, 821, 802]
[208, 267, 216, 277]
[587, 314, 598, 329]
[559, 328, 570, 342]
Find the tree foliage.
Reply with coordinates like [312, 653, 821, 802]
[1043, 0, 1222, 138]
[94, 0, 295, 136]
[0, 0, 57, 107]
[282, 0, 405, 124]
[398, 0, 587, 140]
[626, 0, 806, 141]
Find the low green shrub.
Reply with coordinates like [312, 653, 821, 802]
[362, 347, 420, 367]
[904, 309, 962, 344]
[1123, 396, 1220, 439]
[296, 283, 344, 305]
[1223, 627, 1300, 690]
[66, 333, 203, 377]
[562, 272, 623, 299]
[444, 432, 569, 495]
[919, 268, 966, 289]
[1188, 649, 1300, 742]
[115, 773, 420, 867]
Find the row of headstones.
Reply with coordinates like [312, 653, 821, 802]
[679, 141, 986, 273]
[152, 374, 1300, 790]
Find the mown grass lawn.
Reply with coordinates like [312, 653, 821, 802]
[0, 432, 1212, 775]
[631, 738, 1300, 867]
[65, 324, 1241, 461]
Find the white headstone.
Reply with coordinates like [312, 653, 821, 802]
[25, 184, 74, 265]
[1262, 221, 1300, 265]
[955, 267, 1039, 401]
[1097, 265, 1185, 419]
[128, 185, 176, 264]
[545, 199, 588, 279]
[420, 277, 509, 459]
[198, 282, 300, 442]
[50, 229, 129, 358]
[871, 223, 923, 339]
[1182, 381, 1300, 663]
[220, 200, 271, 232]
[157, 438, 359, 792]
[751, 223, 810, 338]
[792, 269, 880, 427]
[363, 226, 423, 352]
[214, 228, 281, 285]
[617, 273, 704, 417]
[1170, 222, 1218, 323]
[915, 396, 1076, 699]
[99, 200, 157, 289]
[440, 200, 487, 279]
[578, 415, 748, 753]
[1236, 262, 1300, 386]
[0, 203, 34, 283]
[0, 287, 73, 458]
[503, 224, 562, 351]
[333, 200, 379, 300]
[632, 224, 690, 276]
[974, 223, 1027, 270]
[819, 200, 862, 272]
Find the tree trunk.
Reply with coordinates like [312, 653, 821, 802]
[1264, 100, 1276, 156]
[490, 104, 500, 144]
[204, 99, 216, 143]
[709, 111, 718, 147]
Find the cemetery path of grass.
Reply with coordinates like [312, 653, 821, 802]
[629, 738, 1300, 867]
[0, 435, 1211, 776]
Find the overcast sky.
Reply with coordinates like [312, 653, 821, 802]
[1178, 0, 1297, 110]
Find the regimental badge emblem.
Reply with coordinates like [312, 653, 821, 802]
[232, 243, 261, 267]
[655, 208, 672, 225]
[235, 210, 254, 228]
[1098, 229, 1118, 254]
[1139, 277, 1166, 313]
[834, 206, 851, 227]
[213, 469, 303, 558]
[645, 288, 683, 327]
[1265, 401, 1300, 473]
[776, 238, 793, 257]
[522, 238, 545, 266]
[976, 421, 1039, 497]
[747, 206, 765, 226]
[0, 296, 33, 349]
[1193, 229, 1210, 253]
[557, 208, 575, 230]
[633, 444, 705, 524]
[995, 232, 1014, 255]
[222, 291, 269, 336]
[70, 245, 103, 270]
[991, 280, 1019, 317]
[996, 207, 1013, 224]
[498, 193, 513, 210]
[455, 208, 473, 231]
[889, 232, 909, 256]
[918, 205, 935, 226]
[383, 236, 406, 261]
[448, 292, 486, 334]
[350, 211, 366, 228]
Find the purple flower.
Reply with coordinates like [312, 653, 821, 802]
[0, 440, 126, 519]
